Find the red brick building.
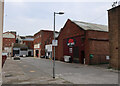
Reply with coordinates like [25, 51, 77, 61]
[56, 19, 109, 65]
[34, 30, 54, 57]
[3, 32, 16, 56]
[23, 37, 34, 57]
[108, 5, 120, 69]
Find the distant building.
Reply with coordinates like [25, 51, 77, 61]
[56, 19, 109, 65]
[45, 32, 59, 59]
[108, 5, 120, 69]
[13, 35, 34, 57]
[3, 32, 16, 56]
[12, 43, 28, 57]
[16, 35, 23, 44]
[34, 30, 54, 57]
[23, 37, 34, 57]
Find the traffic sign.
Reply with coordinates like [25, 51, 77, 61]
[52, 40, 58, 46]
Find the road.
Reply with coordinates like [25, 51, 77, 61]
[2, 57, 119, 84]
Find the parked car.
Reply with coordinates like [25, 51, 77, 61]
[23, 55, 27, 57]
[40, 55, 45, 58]
[14, 54, 20, 60]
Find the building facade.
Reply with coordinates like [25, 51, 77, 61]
[12, 43, 28, 57]
[23, 37, 34, 57]
[3, 32, 16, 56]
[108, 5, 120, 69]
[34, 30, 54, 57]
[56, 19, 109, 65]
[12, 36, 34, 57]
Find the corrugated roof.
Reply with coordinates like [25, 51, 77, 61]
[72, 21, 108, 32]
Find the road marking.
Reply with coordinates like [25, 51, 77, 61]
[29, 71, 35, 73]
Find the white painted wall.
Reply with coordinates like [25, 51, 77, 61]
[34, 44, 40, 48]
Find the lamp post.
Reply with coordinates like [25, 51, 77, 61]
[53, 12, 64, 79]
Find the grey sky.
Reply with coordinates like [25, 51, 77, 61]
[3, 0, 118, 36]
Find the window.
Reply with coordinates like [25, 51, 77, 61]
[69, 48, 72, 53]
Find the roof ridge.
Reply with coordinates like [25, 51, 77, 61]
[72, 20, 107, 27]
[72, 20, 108, 32]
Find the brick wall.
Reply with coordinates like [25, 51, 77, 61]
[3, 38, 16, 48]
[108, 6, 120, 69]
[56, 19, 109, 65]
[41, 31, 53, 55]
[23, 41, 34, 49]
[84, 30, 109, 64]
[3, 32, 16, 52]
[56, 19, 85, 60]
[34, 30, 54, 57]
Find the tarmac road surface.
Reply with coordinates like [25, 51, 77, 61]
[2, 57, 119, 84]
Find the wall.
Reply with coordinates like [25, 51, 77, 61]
[56, 19, 84, 61]
[23, 41, 34, 49]
[57, 19, 109, 65]
[34, 30, 54, 57]
[41, 31, 53, 56]
[34, 31, 42, 57]
[85, 30, 109, 64]
[108, 6, 120, 69]
[0, 0, 4, 84]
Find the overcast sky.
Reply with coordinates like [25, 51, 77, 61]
[3, 0, 119, 36]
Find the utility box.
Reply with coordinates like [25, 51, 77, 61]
[64, 56, 71, 63]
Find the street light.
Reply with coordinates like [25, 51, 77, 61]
[53, 12, 64, 79]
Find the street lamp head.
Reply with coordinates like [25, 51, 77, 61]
[58, 12, 64, 15]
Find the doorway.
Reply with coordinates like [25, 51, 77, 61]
[73, 46, 79, 63]
[36, 50, 39, 57]
[81, 51, 85, 64]
[28, 51, 32, 57]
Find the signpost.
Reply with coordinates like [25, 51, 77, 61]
[52, 40, 58, 47]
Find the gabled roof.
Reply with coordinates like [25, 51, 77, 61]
[3, 32, 16, 38]
[72, 20, 108, 32]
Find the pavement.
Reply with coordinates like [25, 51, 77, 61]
[2, 57, 119, 85]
